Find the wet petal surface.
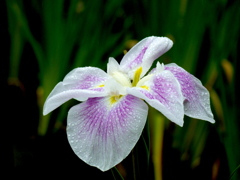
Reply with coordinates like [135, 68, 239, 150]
[43, 67, 112, 115]
[128, 70, 184, 126]
[165, 63, 215, 123]
[120, 36, 173, 79]
[67, 95, 148, 171]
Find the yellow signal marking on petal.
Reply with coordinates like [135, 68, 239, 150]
[95, 84, 104, 88]
[140, 85, 149, 90]
[132, 67, 142, 87]
[109, 95, 122, 105]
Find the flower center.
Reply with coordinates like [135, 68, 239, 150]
[111, 71, 132, 88]
[109, 95, 122, 105]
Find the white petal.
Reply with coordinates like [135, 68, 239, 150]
[128, 70, 184, 126]
[120, 36, 173, 79]
[43, 67, 112, 115]
[67, 95, 148, 171]
[107, 57, 120, 74]
[107, 58, 132, 88]
[165, 63, 215, 123]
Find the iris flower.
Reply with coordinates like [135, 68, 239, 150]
[43, 36, 214, 171]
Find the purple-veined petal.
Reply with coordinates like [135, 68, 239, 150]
[165, 63, 215, 123]
[67, 95, 148, 171]
[128, 70, 184, 126]
[119, 36, 173, 79]
[43, 67, 113, 115]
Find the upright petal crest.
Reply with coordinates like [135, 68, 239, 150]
[67, 95, 148, 171]
[119, 36, 173, 79]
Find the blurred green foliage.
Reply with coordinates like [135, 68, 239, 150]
[5, 0, 240, 179]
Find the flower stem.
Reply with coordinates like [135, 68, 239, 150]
[132, 149, 137, 180]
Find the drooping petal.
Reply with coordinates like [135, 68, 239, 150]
[165, 63, 215, 123]
[128, 70, 184, 126]
[67, 95, 148, 171]
[43, 67, 114, 115]
[119, 36, 173, 79]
